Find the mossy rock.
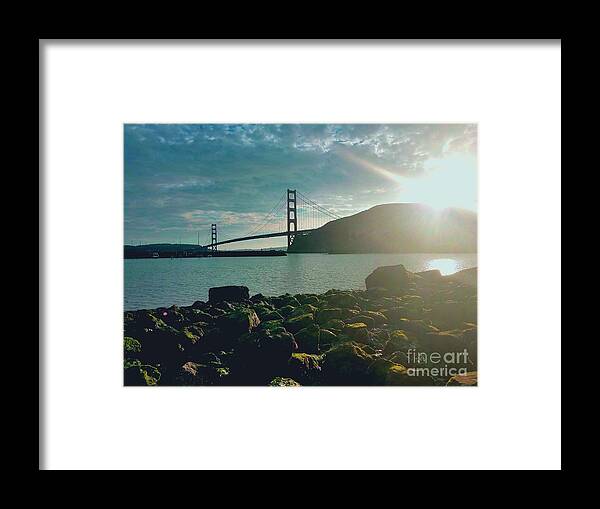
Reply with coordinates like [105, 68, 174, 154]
[346, 315, 376, 328]
[124, 336, 141, 354]
[294, 324, 320, 354]
[287, 353, 322, 385]
[124, 359, 161, 386]
[168, 361, 230, 386]
[278, 305, 297, 318]
[269, 377, 301, 387]
[342, 322, 369, 343]
[289, 304, 318, 318]
[382, 330, 410, 356]
[361, 311, 388, 326]
[216, 308, 260, 337]
[284, 313, 314, 333]
[271, 295, 301, 309]
[323, 319, 345, 331]
[296, 294, 321, 306]
[446, 371, 477, 386]
[325, 292, 359, 309]
[316, 308, 343, 325]
[319, 329, 338, 350]
[322, 342, 374, 385]
[262, 310, 284, 322]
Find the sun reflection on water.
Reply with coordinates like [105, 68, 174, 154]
[425, 258, 461, 276]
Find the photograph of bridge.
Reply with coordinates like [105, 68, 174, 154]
[124, 123, 478, 387]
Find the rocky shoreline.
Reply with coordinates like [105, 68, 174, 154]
[124, 264, 477, 387]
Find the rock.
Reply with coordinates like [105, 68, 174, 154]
[446, 267, 477, 287]
[296, 294, 321, 306]
[361, 310, 387, 326]
[271, 295, 301, 309]
[325, 292, 359, 309]
[284, 313, 314, 333]
[365, 264, 412, 294]
[295, 324, 320, 354]
[429, 300, 473, 329]
[269, 377, 301, 387]
[289, 304, 318, 318]
[323, 319, 345, 331]
[387, 364, 435, 386]
[124, 359, 161, 386]
[382, 330, 410, 356]
[319, 329, 338, 350]
[287, 353, 322, 384]
[208, 285, 250, 304]
[420, 331, 466, 353]
[262, 310, 284, 322]
[347, 315, 375, 328]
[415, 269, 443, 282]
[124, 337, 141, 354]
[316, 308, 343, 325]
[232, 327, 298, 383]
[342, 323, 369, 343]
[322, 342, 374, 385]
[216, 308, 260, 337]
[169, 360, 230, 386]
[278, 305, 297, 318]
[446, 371, 478, 386]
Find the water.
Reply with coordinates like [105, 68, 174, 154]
[124, 253, 477, 310]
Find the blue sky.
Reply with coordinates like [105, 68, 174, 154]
[124, 124, 477, 248]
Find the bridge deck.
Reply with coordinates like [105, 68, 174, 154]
[210, 229, 315, 247]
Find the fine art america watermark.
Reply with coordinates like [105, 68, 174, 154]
[406, 349, 470, 377]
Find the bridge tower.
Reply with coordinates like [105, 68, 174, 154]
[287, 189, 297, 247]
[211, 223, 218, 251]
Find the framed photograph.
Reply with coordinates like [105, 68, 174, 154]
[41, 39, 561, 470]
[123, 123, 478, 388]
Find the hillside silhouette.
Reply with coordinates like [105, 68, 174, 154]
[288, 203, 477, 253]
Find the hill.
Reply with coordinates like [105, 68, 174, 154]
[288, 203, 477, 253]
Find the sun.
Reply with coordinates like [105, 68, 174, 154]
[400, 154, 477, 211]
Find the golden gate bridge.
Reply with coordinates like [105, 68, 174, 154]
[204, 189, 341, 250]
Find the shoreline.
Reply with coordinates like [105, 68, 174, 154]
[124, 265, 477, 387]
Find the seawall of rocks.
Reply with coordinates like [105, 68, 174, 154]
[124, 265, 477, 387]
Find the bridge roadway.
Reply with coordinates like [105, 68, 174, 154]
[208, 228, 316, 248]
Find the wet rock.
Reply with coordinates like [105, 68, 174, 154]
[208, 285, 250, 304]
[295, 324, 320, 354]
[269, 377, 301, 387]
[284, 313, 314, 333]
[216, 308, 260, 337]
[365, 264, 412, 294]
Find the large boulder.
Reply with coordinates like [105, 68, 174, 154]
[365, 264, 412, 294]
[342, 322, 370, 343]
[208, 285, 250, 304]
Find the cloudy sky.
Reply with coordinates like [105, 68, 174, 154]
[125, 124, 477, 248]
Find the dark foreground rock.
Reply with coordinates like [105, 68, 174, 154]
[124, 266, 477, 387]
[209, 285, 250, 303]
